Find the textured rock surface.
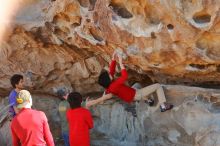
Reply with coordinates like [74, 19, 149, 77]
[1, 85, 220, 146]
[91, 85, 220, 146]
[1, 1, 220, 146]
[0, 0, 220, 96]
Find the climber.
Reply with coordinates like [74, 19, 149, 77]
[97, 51, 174, 112]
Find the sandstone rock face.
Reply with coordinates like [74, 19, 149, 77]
[2, 85, 220, 146]
[1, 1, 220, 145]
[0, 0, 220, 96]
[91, 85, 220, 146]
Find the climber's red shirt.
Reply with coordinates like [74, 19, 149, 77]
[106, 60, 136, 103]
[66, 107, 93, 146]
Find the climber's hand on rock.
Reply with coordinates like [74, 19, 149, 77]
[118, 55, 125, 69]
[112, 51, 117, 61]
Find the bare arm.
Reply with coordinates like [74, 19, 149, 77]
[85, 93, 113, 109]
[118, 54, 125, 70]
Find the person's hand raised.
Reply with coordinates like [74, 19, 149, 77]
[85, 97, 92, 109]
[118, 54, 123, 64]
[112, 51, 117, 60]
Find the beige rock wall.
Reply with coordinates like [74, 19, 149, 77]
[0, 0, 220, 95]
[2, 85, 220, 146]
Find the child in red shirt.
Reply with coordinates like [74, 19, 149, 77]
[66, 92, 93, 146]
[98, 52, 173, 112]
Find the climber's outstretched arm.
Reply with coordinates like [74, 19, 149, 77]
[85, 93, 113, 108]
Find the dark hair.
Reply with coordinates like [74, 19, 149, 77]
[10, 74, 23, 88]
[57, 88, 68, 97]
[98, 71, 111, 88]
[57, 89, 67, 100]
[67, 92, 82, 109]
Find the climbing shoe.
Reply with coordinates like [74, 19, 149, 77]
[160, 103, 174, 112]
